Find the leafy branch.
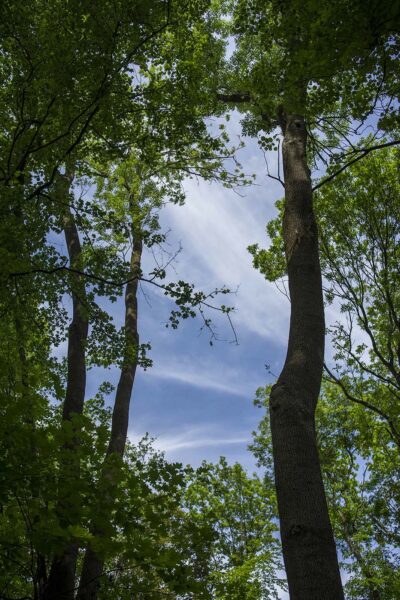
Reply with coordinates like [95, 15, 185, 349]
[9, 264, 238, 343]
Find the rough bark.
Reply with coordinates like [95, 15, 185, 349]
[77, 228, 142, 600]
[44, 170, 89, 600]
[269, 114, 344, 599]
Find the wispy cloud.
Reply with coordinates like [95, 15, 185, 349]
[158, 173, 290, 344]
[147, 356, 260, 398]
[129, 424, 249, 453]
[156, 432, 249, 453]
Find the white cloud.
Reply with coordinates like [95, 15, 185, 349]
[147, 425, 249, 453]
[128, 424, 257, 470]
[128, 423, 250, 453]
[157, 160, 290, 344]
[147, 354, 260, 398]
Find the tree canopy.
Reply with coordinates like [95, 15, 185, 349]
[1, 1, 400, 599]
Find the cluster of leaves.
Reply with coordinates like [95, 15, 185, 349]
[0, 2, 260, 598]
[0, 377, 282, 599]
[2, 0, 400, 598]
[184, 458, 283, 599]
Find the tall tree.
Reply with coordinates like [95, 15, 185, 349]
[214, 0, 400, 596]
[1, 2, 243, 596]
[251, 146, 400, 448]
[76, 159, 157, 600]
[250, 147, 400, 598]
[44, 168, 90, 599]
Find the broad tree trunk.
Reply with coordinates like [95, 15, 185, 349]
[269, 113, 344, 599]
[77, 228, 142, 600]
[44, 170, 89, 600]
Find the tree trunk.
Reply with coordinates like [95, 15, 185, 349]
[44, 170, 89, 600]
[77, 228, 142, 600]
[269, 113, 344, 599]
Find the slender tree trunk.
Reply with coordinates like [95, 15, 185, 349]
[77, 228, 142, 600]
[44, 170, 89, 600]
[269, 113, 344, 599]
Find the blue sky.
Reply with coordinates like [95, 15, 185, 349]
[84, 119, 292, 472]
[70, 112, 356, 598]
[131, 182, 286, 468]
[45, 104, 353, 493]
[82, 112, 347, 473]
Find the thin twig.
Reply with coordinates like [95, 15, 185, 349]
[313, 139, 400, 191]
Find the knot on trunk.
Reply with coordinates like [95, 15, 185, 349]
[270, 382, 287, 411]
[289, 524, 303, 537]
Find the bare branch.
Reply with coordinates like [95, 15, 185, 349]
[313, 139, 400, 191]
[262, 149, 285, 188]
[9, 264, 234, 317]
[323, 363, 400, 447]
